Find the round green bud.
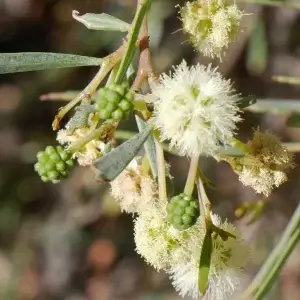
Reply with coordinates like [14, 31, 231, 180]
[167, 193, 199, 230]
[34, 145, 75, 184]
[94, 83, 134, 121]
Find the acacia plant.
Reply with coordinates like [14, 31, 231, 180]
[0, 1, 299, 300]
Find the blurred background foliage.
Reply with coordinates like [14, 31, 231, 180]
[0, 0, 299, 299]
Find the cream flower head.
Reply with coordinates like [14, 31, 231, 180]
[237, 131, 293, 196]
[238, 167, 287, 196]
[134, 203, 204, 271]
[110, 158, 158, 214]
[169, 214, 250, 300]
[152, 60, 241, 157]
[57, 128, 105, 166]
[180, 0, 244, 58]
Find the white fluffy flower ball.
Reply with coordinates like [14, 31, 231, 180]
[238, 167, 287, 196]
[134, 204, 203, 271]
[152, 61, 241, 157]
[110, 158, 158, 214]
[169, 214, 250, 300]
[134, 206, 174, 270]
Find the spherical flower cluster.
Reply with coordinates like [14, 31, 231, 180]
[134, 196, 249, 300]
[134, 205, 178, 270]
[237, 131, 293, 196]
[110, 158, 158, 214]
[180, 0, 244, 58]
[152, 60, 241, 157]
[134, 203, 203, 270]
[169, 214, 250, 300]
[57, 128, 106, 166]
[238, 167, 287, 196]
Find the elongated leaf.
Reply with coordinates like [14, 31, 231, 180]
[115, 0, 153, 83]
[0, 53, 102, 74]
[72, 11, 130, 32]
[135, 116, 157, 177]
[246, 99, 300, 114]
[93, 125, 152, 181]
[246, 19, 268, 76]
[198, 230, 212, 295]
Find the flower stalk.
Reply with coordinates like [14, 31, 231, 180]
[155, 138, 167, 202]
[184, 155, 200, 196]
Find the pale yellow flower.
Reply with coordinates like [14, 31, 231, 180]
[180, 0, 244, 58]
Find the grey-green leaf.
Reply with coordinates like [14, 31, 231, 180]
[93, 124, 153, 181]
[72, 10, 130, 32]
[66, 105, 94, 132]
[198, 230, 213, 295]
[0, 53, 102, 74]
[135, 116, 157, 177]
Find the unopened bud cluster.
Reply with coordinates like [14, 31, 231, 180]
[34, 82, 135, 182]
[167, 193, 199, 230]
[95, 83, 134, 121]
[34, 146, 74, 183]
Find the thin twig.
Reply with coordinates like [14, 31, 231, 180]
[272, 75, 300, 85]
[40, 91, 80, 102]
[52, 46, 125, 130]
[131, 13, 158, 92]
